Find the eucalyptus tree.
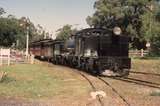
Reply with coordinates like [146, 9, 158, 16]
[56, 25, 77, 41]
[86, 0, 160, 55]
[0, 7, 5, 16]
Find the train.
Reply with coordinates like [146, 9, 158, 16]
[29, 27, 131, 76]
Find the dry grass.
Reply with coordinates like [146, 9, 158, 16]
[0, 63, 90, 100]
[0, 58, 159, 106]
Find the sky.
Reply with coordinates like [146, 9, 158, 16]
[0, 0, 96, 37]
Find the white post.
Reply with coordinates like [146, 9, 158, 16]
[141, 49, 144, 57]
[26, 28, 29, 57]
[7, 49, 10, 66]
[30, 54, 34, 64]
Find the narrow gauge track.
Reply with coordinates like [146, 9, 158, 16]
[76, 70, 160, 106]
[101, 76, 160, 89]
[97, 77, 130, 106]
[77, 72, 104, 106]
[128, 71, 160, 87]
[123, 77, 160, 86]
[120, 77, 160, 89]
[75, 70, 130, 106]
[45, 62, 159, 105]
[130, 71, 160, 77]
[99, 70, 160, 90]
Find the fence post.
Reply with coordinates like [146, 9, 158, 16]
[141, 49, 144, 57]
[30, 54, 34, 64]
[0, 49, 2, 66]
[7, 49, 10, 66]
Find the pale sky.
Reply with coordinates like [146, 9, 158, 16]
[0, 0, 96, 37]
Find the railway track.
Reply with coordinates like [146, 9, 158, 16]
[98, 70, 160, 90]
[75, 70, 160, 106]
[97, 77, 130, 106]
[77, 72, 104, 106]
[75, 70, 130, 106]
[42, 61, 160, 105]
[117, 71, 160, 89]
[130, 71, 160, 77]
[103, 76, 160, 89]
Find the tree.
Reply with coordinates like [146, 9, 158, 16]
[56, 25, 77, 41]
[18, 17, 39, 49]
[0, 15, 39, 49]
[0, 17, 20, 47]
[140, 1, 160, 55]
[87, 0, 153, 34]
[34, 24, 45, 40]
[0, 7, 47, 49]
[0, 7, 5, 16]
[87, 0, 160, 55]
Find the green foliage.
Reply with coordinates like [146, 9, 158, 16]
[56, 25, 77, 41]
[0, 11, 40, 49]
[0, 7, 45, 49]
[18, 17, 39, 43]
[141, 4, 160, 55]
[87, 0, 160, 55]
[87, 0, 152, 32]
[0, 17, 20, 47]
[0, 64, 90, 99]
[150, 91, 160, 96]
[0, 7, 5, 16]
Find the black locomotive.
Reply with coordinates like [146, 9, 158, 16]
[30, 28, 131, 76]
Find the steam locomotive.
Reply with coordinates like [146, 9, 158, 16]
[29, 27, 131, 76]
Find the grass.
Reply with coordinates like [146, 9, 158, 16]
[131, 58, 160, 74]
[128, 58, 160, 97]
[0, 64, 90, 100]
[150, 91, 160, 96]
[131, 56, 160, 60]
[0, 58, 159, 101]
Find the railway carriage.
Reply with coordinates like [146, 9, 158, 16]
[29, 39, 54, 60]
[29, 41, 42, 58]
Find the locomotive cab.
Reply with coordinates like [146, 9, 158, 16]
[99, 34, 131, 76]
[74, 28, 131, 76]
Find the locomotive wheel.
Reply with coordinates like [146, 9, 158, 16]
[80, 62, 85, 70]
[85, 62, 90, 72]
[115, 69, 130, 77]
[53, 60, 57, 65]
[122, 69, 130, 77]
[85, 62, 98, 75]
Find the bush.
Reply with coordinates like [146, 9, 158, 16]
[0, 72, 8, 82]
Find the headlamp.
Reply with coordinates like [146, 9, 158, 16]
[113, 27, 122, 35]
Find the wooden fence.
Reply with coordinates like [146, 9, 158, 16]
[129, 50, 149, 57]
[0, 48, 11, 66]
[0, 48, 34, 66]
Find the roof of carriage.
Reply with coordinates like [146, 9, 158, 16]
[30, 39, 64, 46]
[74, 28, 112, 37]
